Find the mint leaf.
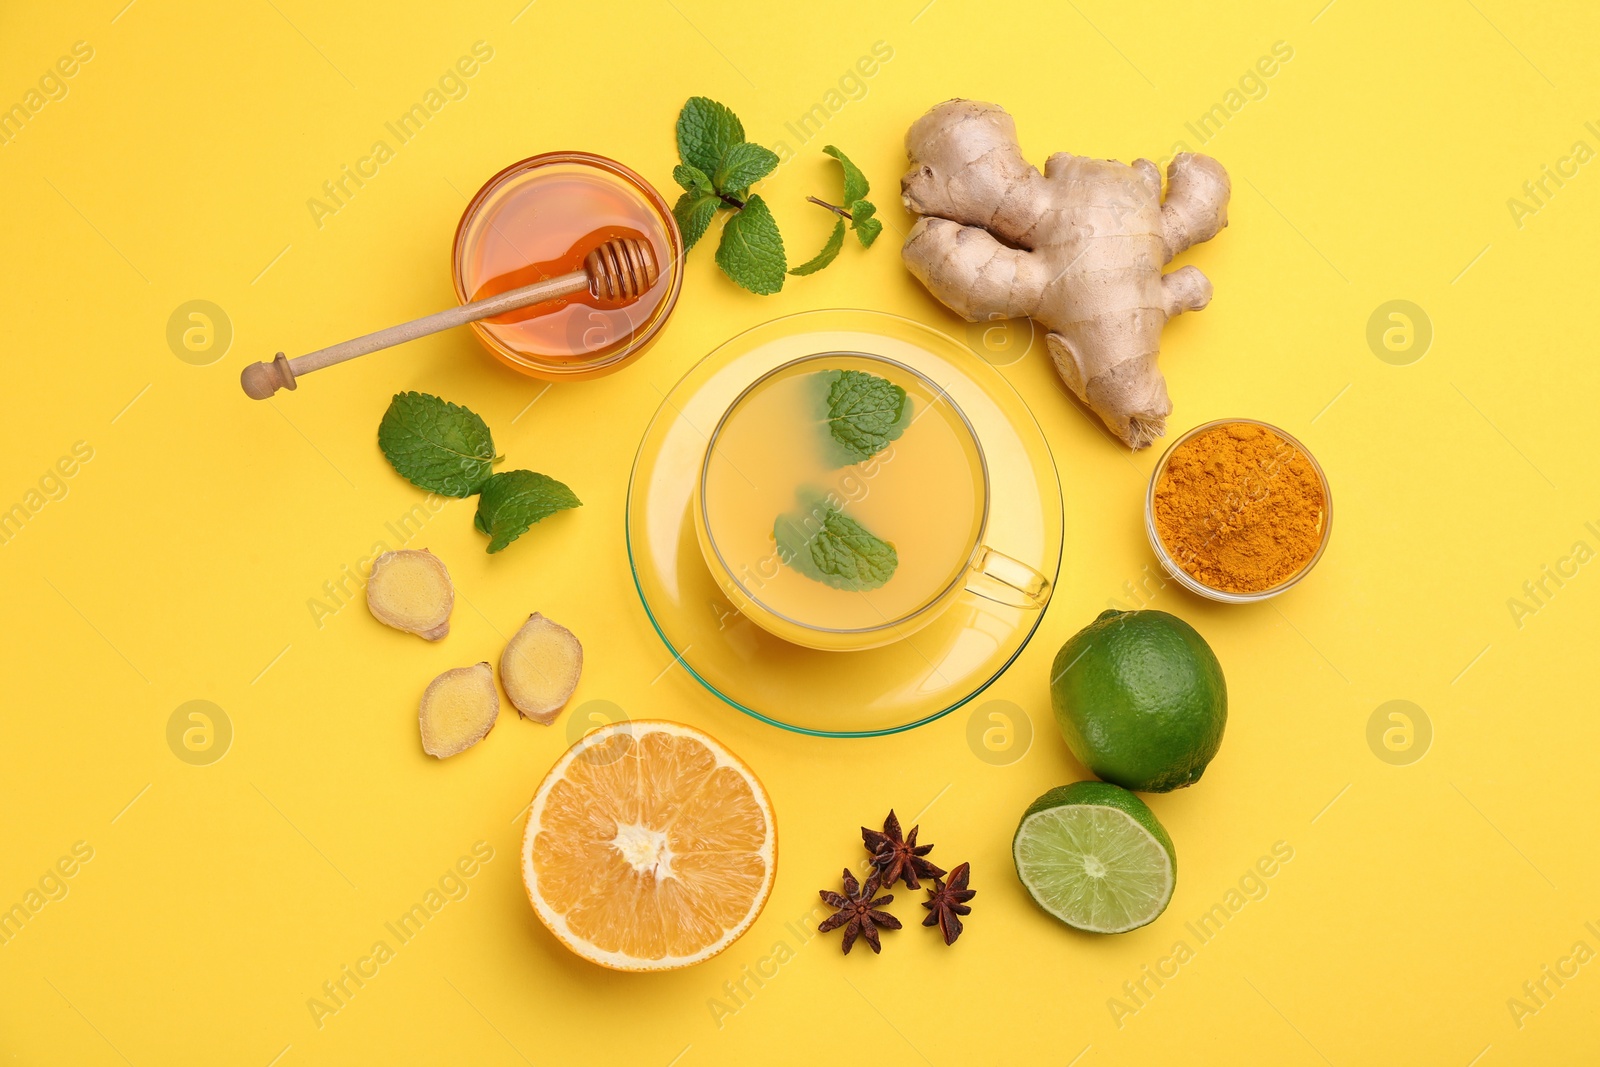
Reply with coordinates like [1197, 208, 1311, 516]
[474, 470, 581, 553]
[849, 199, 883, 247]
[676, 97, 744, 178]
[716, 142, 778, 194]
[789, 218, 845, 276]
[774, 503, 897, 591]
[716, 194, 786, 294]
[826, 369, 907, 462]
[823, 145, 870, 206]
[378, 391, 496, 497]
[673, 163, 712, 193]
[673, 189, 720, 251]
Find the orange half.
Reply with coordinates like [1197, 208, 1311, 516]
[521, 720, 776, 970]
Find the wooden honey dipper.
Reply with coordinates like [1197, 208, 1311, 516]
[240, 236, 659, 399]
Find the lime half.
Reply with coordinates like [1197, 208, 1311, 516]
[1012, 781, 1176, 933]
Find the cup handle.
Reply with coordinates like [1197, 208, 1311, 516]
[964, 546, 1051, 610]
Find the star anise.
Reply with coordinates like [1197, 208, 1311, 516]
[921, 862, 975, 945]
[862, 810, 945, 890]
[817, 868, 902, 954]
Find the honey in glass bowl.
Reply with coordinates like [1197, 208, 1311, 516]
[451, 152, 682, 381]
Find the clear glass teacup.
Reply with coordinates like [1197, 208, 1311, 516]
[693, 352, 1050, 652]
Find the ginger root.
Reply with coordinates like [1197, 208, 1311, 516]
[900, 99, 1230, 449]
[500, 613, 582, 725]
[366, 549, 454, 640]
[419, 662, 499, 758]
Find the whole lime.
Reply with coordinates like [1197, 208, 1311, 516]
[1049, 609, 1226, 792]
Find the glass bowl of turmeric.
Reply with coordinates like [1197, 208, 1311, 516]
[1144, 419, 1331, 603]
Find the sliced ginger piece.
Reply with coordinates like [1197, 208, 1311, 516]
[366, 549, 454, 640]
[419, 662, 499, 758]
[500, 613, 582, 725]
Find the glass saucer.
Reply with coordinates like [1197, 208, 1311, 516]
[625, 309, 1063, 737]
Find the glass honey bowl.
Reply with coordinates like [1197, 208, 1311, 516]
[451, 152, 683, 381]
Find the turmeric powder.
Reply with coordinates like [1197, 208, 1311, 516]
[1152, 422, 1326, 594]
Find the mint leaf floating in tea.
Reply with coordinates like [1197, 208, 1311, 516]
[474, 470, 581, 553]
[810, 510, 898, 588]
[775, 503, 898, 591]
[826, 369, 908, 463]
[378, 391, 497, 497]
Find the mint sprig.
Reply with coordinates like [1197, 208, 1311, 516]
[376, 391, 580, 553]
[774, 502, 898, 591]
[790, 146, 883, 275]
[669, 100, 886, 291]
[474, 470, 581, 554]
[671, 97, 786, 294]
[825, 369, 908, 463]
[378, 391, 497, 497]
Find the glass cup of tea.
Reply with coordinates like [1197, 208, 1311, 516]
[693, 352, 1051, 652]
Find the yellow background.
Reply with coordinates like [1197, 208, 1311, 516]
[3, 1, 1597, 1063]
